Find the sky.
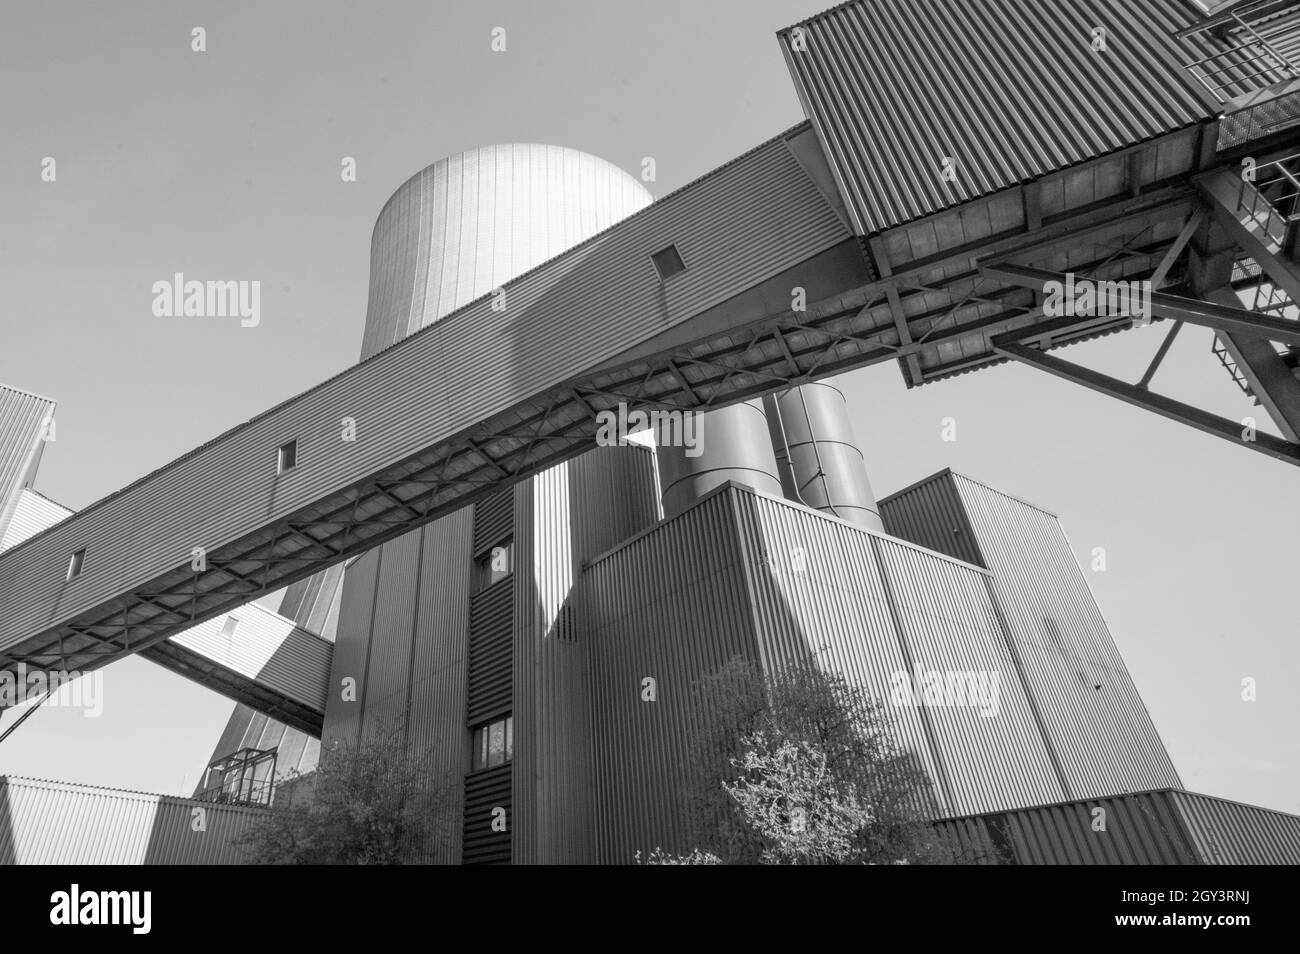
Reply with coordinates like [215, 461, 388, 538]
[1, 1, 1296, 815]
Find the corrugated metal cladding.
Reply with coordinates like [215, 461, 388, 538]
[474, 489, 513, 557]
[1171, 789, 1300, 864]
[317, 510, 473, 863]
[362, 145, 653, 360]
[731, 489, 1064, 817]
[0, 126, 851, 657]
[319, 440, 657, 864]
[320, 512, 473, 734]
[584, 488, 763, 863]
[937, 788, 1300, 864]
[321, 547, 382, 745]
[0, 776, 262, 864]
[272, 562, 346, 639]
[167, 601, 332, 713]
[467, 579, 512, 725]
[0, 488, 69, 553]
[584, 482, 1086, 862]
[947, 472, 1183, 800]
[359, 529, 422, 736]
[462, 764, 512, 864]
[779, 0, 1221, 235]
[512, 445, 659, 864]
[404, 509, 474, 864]
[879, 470, 984, 567]
[0, 384, 54, 549]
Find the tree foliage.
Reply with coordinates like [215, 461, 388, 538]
[662, 657, 969, 865]
[237, 721, 456, 865]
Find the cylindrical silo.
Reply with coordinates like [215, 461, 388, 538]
[655, 400, 783, 519]
[767, 383, 883, 532]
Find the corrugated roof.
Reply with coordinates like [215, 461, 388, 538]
[779, 0, 1223, 234]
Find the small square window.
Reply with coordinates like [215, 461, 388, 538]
[221, 616, 240, 639]
[651, 245, 686, 281]
[277, 439, 297, 473]
[66, 548, 85, 581]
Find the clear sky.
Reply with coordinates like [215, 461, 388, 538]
[2, 0, 1296, 815]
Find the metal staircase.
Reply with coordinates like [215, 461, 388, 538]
[1183, 0, 1300, 101]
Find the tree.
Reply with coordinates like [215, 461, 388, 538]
[654, 657, 973, 865]
[237, 721, 457, 864]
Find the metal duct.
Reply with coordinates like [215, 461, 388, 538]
[769, 382, 883, 532]
[655, 400, 782, 519]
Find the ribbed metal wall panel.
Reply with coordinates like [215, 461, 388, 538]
[936, 789, 1300, 865]
[879, 470, 985, 567]
[313, 510, 473, 862]
[725, 491, 950, 814]
[779, 0, 1220, 235]
[473, 489, 513, 557]
[320, 548, 380, 745]
[0, 489, 69, 553]
[584, 489, 762, 863]
[512, 444, 659, 864]
[462, 764, 512, 865]
[727, 490, 1065, 816]
[359, 529, 421, 737]
[405, 508, 474, 864]
[584, 481, 1184, 857]
[273, 562, 346, 639]
[0, 128, 850, 664]
[165, 602, 332, 712]
[949, 473, 1183, 799]
[0, 776, 262, 864]
[466, 579, 513, 725]
[1171, 789, 1300, 864]
[363, 145, 654, 360]
[0, 385, 55, 548]
[937, 790, 1199, 864]
[872, 533, 1065, 815]
[271, 721, 310, 776]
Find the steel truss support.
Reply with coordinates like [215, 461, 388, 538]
[982, 255, 1300, 452]
[991, 334, 1300, 466]
[980, 262, 1300, 346]
[1207, 287, 1300, 443]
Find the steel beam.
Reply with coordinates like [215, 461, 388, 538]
[991, 338, 1300, 467]
[980, 262, 1300, 345]
[1206, 286, 1300, 442]
[1197, 167, 1300, 306]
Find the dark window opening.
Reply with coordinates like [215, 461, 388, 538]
[277, 439, 297, 473]
[471, 715, 513, 771]
[66, 548, 85, 581]
[651, 244, 686, 280]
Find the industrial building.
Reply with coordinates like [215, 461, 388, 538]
[4, 0, 1300, 864]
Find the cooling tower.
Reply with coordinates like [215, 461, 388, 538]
[361, 144, 654, 360]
